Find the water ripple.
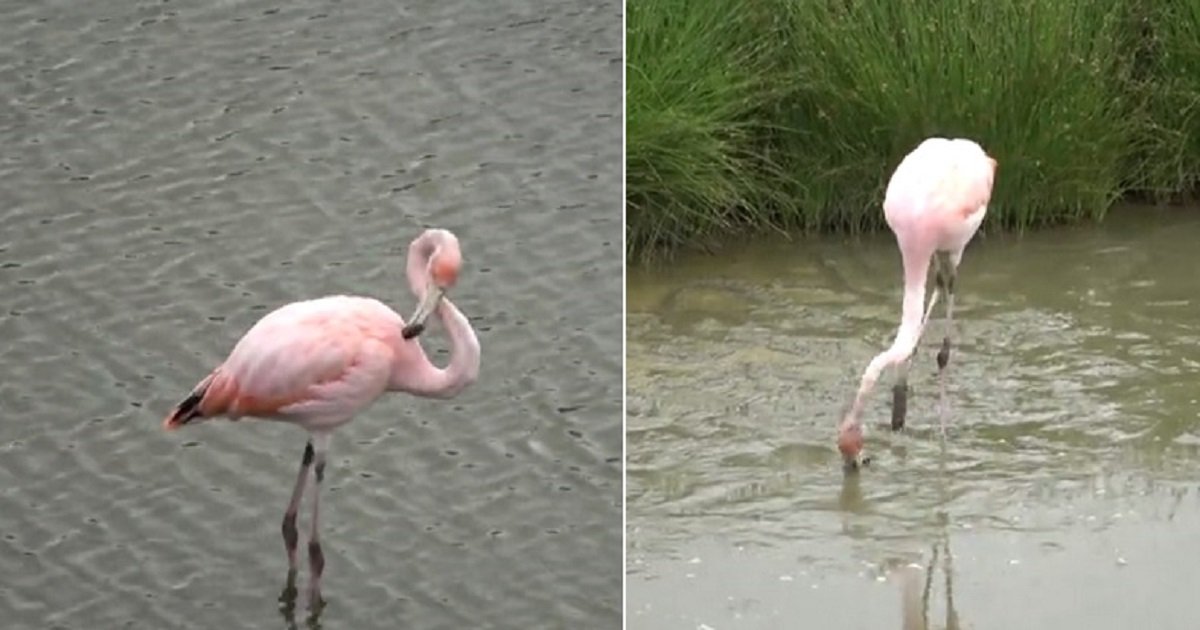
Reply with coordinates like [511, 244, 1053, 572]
[0, 1, 622, 628]
[628, 209, 1200, 627]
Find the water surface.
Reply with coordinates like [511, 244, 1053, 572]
[0, 1, 622, 628]
[627, 208, 1200, 629]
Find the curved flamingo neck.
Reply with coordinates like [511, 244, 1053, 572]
[393, 229, 480, 398]
[396, 297, 480, 399]
[839, 252, 934, 434]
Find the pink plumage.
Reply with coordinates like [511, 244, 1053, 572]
[161, 227, 481, 607]
[838, 138, 998, 469]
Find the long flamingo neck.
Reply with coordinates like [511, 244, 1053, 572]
[840, 257, 932, 432]
[389, 299, 480, 398]
[421, 298, 481, 398]
[394, 228, 479, 398]
[895, 276, 929, 355]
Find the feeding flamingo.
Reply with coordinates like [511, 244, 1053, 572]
[837, 137, 997, 470]
[161, 227, 481, 606]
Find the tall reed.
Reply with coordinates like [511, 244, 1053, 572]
[625, 0, 791, 259]
[626, 0, 1200, 260]
[1134, 0, 1200, 198]
[774, 0, 1136, 231]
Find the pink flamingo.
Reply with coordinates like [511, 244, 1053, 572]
[837, 138, 997, 470]
[161, 228, 481, 606]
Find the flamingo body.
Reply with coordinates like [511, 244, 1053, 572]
[161, 228, 480, 607]
[166, 295, 469, 433]
[884, 138, 994, 255]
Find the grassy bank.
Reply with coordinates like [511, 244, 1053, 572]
[626, 0, 1200, 261]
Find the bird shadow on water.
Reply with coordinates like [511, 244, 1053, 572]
[278, 569, 325, 630]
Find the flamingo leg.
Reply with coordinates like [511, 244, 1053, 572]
[282, 440, 314, 571]
[935, 251, 958, 372]
[306, 433, 331, 610]
[933, 252, 959, 437]
[891, 363, 911, 431]
[891, 272, 943, 431]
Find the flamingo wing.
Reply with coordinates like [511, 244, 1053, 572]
[165, 297, 400, 428]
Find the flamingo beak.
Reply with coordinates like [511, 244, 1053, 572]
[837, 419, 869, 471]
[843, 452, 871, 473]
[401, 286, 445, 339]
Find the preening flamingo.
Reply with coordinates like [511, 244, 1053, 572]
[837, 138, 997, 470]
[161, 227, 481, 606]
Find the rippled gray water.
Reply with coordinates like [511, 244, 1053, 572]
[627, 208, 1200, 629]
[0, 1, 622, 628]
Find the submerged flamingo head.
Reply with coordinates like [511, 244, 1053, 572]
[837, 421, 867, 471]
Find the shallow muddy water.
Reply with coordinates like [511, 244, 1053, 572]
[0, 1, 622, 628]
[627, 208, 1200, 629]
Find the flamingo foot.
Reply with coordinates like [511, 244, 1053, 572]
[278, 568, 298, 604]
[277, 568, 300, 626]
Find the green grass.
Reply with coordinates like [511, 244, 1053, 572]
[1134, 0, 1200, 198]
[774, 0, 1135, 229]
[625, 0, 792, 259]
[626, 0, 1200, 261]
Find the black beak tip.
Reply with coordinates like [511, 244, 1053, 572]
[842, 455, 872, 474]
[401, 322, 425, 340]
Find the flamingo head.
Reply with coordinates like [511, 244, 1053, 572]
[428, 231, 462, 290]
[402, 229, 463, 339]
[837, 421, 869, 472]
